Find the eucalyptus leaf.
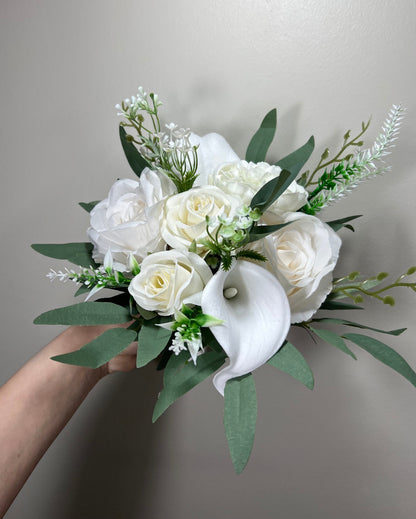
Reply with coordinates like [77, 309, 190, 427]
[268, 341, 314, 389]
[275, 135, 315, 176]
[320, 299, 363, 311]
[343, 333, 416, 388]
[34, 302, 131, 325]
[119, 125, 148, 177]
[51, 328, 137, 368]
[245, 108, 277, 163]
[74, 284, 91, 297]
[310, 327, 357, 360]
[312, 318, 406, 336]
[79, 201, 100, 213]
[247, 222, 290, 243]
[250, 169, 297, 212]
[326, 215, 362, 232]
[224, 374, 257, 474]
[152, 350, 225, 422]
[31, 242, 98, 269]
[137, 321, 172, 368]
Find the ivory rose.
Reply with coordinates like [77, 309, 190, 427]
[210, 160, 308, 215]
[128, 250, 212, 316]
[88, 170, 175, 271]
[264, 212, 342, 323]
[160, 186, 240, 254]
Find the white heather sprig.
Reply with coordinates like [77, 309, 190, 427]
[305, 104, 405, 213]
[46, 266, 131, 290]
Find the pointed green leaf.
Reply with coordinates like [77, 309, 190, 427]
[310, 327, 357, 360]
[34, 302, 131, 325]
[250, 169, 298, 212]
[224, 374, 257, 474]
[326, 215, 362, 232]
[247, 222, 290, 243]
[119, 125, 148, 177]
[137, 321, 172, 368]
[51, 328, 137, 368]
[74, 284, 91, 297]
[245, 109, 277, 163]
[343, 333, 416, 387]
[275, 135, 315, 176]
[79, 201, 100, 213]
[320, 299, 363, 311]
[152, 351, 225, 422]
[31, 242, 98, 269]
[312, 318, 406, 336]
[268, 341, 314, 389]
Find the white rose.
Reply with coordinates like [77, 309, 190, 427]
[88, 169, 176, 270]
[160, 186, 240, 254]
[128, 250, 212, 316]
[210, 160, 308, 215]
[264, 212, 342, 323]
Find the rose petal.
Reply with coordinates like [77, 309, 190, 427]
[201, 260, 291, 395]
[189, 133, 239, 185]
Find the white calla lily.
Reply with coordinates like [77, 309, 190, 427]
[201, 260, 291, 395]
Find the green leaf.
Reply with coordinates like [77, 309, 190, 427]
[74, 284, 91, 297]
[224, 374, 257, 474]
[250, 169, 298, 212]
[320, 299, 363, 311]
[152, 351, 225, 422]
[246, 222, 290, 243]
[343, 333, 416, 388]
[119, 125, 148, 177]
[51, 328, 137, 368]
[275, 135, 315, 176]
[326, 215, 362, 232]
[79, 201, 100, 213]
[268, 341, 314, 389]
[311, 318, 406, 336]
[34, 302, 131, 325]
[310, 327, 357, 360]
[31, 242, 98, 269]
[245, 109, 277, 163]
[137, 320, 172, 368]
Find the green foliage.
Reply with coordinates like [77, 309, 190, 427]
[152, 350, 226, 422]
[343, 333, 416, 388]
[246, 222, 289, 244]
[34, 302, 132, 325]
[245, 108, 277, 163]
[137, 319, 172, 368]
[235, 249, 267, 262]
[320, 299, 364, 310]
[51, 328, 138, 368]
[275, 136, 315, 176]
[311, 317, 406, 336]
[31, 242, 98, 269]
[326, 215, 362, 232]
[250, 169, 295, 212]
[79, 201, 100, 213]
[309, 327, 357, 360]
[224, 374, 257, 474]
[119, 125, 149, 177]
[268, 341, 314, 389]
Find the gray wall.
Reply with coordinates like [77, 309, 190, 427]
[1, 1, 416, 517]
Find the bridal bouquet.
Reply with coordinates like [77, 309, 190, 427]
[33, 88, 415, 472]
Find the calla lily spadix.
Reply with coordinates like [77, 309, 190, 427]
[201, 259, 291, 396]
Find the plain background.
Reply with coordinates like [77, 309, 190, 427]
[1, 1, 416, 518]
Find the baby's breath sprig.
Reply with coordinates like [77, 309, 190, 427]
[330, 267, 416, 306]
[199, 206, 266, 270]
[302, 104, 404, 215]
[116, 87, 199, 192]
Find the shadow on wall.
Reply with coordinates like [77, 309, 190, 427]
[49, 364, 167, 519]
